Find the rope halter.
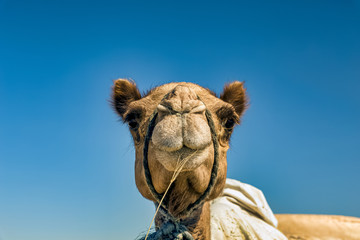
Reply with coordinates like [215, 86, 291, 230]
[140, 87, 220, 240]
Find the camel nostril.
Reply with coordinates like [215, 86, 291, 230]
[151, 114, 184, 152]
[190, 104, 206, 114]
[158, 101, 206, 115]
[157, 104, 170, 113]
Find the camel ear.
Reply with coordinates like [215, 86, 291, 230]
[111, 79, 141, 118]
[220, 81, 248, 117]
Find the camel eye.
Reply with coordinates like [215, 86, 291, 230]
[216, 106, 238, 130]
[224, 119, 235, 129]
[128, 119, 139, 130]
[124, 109, 143, 131]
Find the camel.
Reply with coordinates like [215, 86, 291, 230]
[111, 79, 360, 240]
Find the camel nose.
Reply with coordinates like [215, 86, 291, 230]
[152, 85, 211, 152]
[158, 85, 205, 114]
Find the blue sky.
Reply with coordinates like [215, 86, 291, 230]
[0, 0, 359, 239]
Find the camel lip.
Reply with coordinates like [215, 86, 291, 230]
[174, 146, 204, 155]
[153, 144, 210, 161]
[151, 139, 212, 153]
[154, 144, 209, 155]
[152, 145, 211, 172]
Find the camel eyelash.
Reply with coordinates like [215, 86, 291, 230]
[216, 107, 239, 129]
[124, 109, 143, 122]
[124, 109, 144, 131]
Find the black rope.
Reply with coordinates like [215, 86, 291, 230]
[143, 110, 163, 202]
[138, 221, 194, 240]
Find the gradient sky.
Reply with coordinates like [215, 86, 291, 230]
[0, 0, 359, 239]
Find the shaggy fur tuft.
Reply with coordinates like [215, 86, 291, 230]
[220, 81, 248, 117]
[112, 79, 142, 118]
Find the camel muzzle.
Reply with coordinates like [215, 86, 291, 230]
[140, 86, 220, 240]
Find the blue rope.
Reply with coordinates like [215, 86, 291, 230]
[138, 220, 194, 240]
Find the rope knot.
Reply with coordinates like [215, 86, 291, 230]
[140, 219, 194, 240]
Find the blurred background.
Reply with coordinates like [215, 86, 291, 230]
[0, 0, 359, 239]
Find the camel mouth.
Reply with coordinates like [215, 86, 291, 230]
[152, 144, 212, 172]
[171, 145, 206, 157]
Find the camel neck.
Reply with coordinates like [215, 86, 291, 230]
[155, 201, 211, 240]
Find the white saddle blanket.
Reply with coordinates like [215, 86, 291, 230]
[210, 179, 287, 240]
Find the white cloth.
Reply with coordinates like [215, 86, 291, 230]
[210, 179, 287, 240]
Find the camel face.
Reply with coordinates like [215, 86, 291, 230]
[151, 85, 213, 171]
[112, 79, 247, 215]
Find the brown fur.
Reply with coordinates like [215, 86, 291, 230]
[220, 81, 248, 118]
[112, 79, 247, 239]
[112, 79, 141, 117]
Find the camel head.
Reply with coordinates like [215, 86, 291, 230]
[111, 80, 247, 218]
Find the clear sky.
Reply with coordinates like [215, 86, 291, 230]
[0, 0, 359, 239]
